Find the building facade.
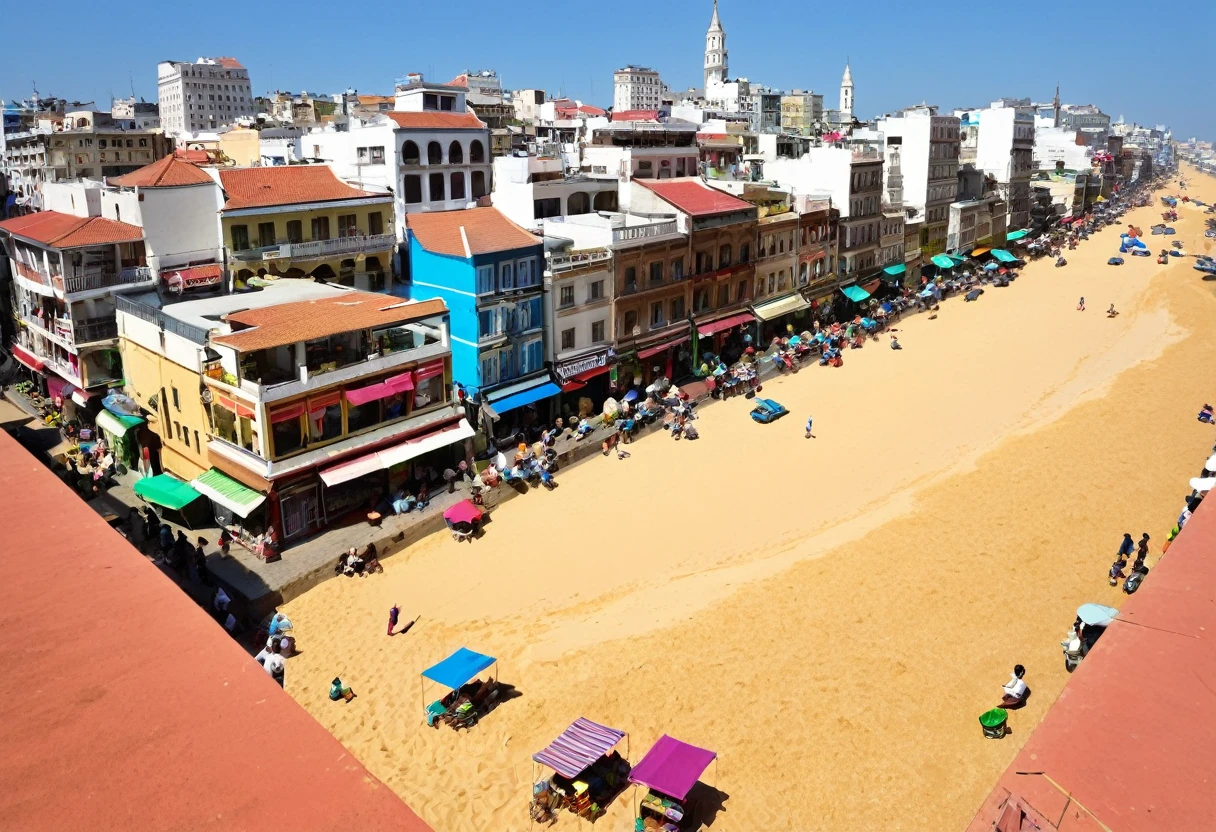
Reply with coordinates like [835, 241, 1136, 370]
[614, 67, 665, 113]
[157, 57, 254, 135]
[877, 107, 960, 256]
[780, 91, 823, 136]
[704, 1, 729, 89]
[491, 154, 618, 230]
[956, 101, 1036, 232]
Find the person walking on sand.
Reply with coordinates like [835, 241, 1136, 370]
[1118, 533, 1135, 560]
[1137, 533, 1150, 561]
[805, 416, 815, 439]
[1107, 304, 1119, 318]
[1077, 296, 1085, 311]
[387, 603, 400, 636]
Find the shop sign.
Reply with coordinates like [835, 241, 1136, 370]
[555, 349, 612, 381]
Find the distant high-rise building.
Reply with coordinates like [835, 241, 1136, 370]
[614, 66, 664, 112]
[157, 57, 254, 135]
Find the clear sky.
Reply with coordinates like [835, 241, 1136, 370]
[3, 0, 1213, 140]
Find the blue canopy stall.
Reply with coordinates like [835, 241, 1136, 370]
[420, 647, 498, 727]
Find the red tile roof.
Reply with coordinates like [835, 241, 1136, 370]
[109, 155, 214, 188]
[406, 207, 540, 258]
[612, 109, 661, 122]
[218, 165, 381, 210]
[966, 497, 1216, 832]
[214, 56, 244, 69]
[639, 179, 755, 218]
[0, 430, 431, 832]
[385, 110, 485, 130]
[174, 148, 210, 163]
[446, 74, 469, 88]
[212, 292, 449, 352]
[556, 102, 607, 117]
[0, 211, 143, 249]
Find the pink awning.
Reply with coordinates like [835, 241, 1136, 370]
[345, 370, 416, 407]
[319, 419, 475, 486]
[696, 311, 754, 337]
[412, 361, 444, 383]
[11, 344, 45, 372]
[269, 403, 305, 424]
[638, 335, 689, 360]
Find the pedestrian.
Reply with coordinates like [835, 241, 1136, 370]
[142, 506, 159, 546]
[387, 603, 400, 636]
[1118, 533, 1135, 559]
[219, 527, 232, 557]
[157, 523, 174, 562]
[443, 466, 457, 493]
[1077, 296, 1085, 311]
[193, 537, 211, 586]
[1137, 533, 1150, 561]
[172, 531, 191, 579]
[262, 638, 285, 687]
[805, 416, 815, 439]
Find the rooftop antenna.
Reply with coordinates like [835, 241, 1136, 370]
[129, 72, 136, 99]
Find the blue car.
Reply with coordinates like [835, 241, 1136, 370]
[750, 398, 788, 424]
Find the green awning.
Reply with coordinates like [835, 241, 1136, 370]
[95, 409, 144, 438]
[133, 474, 204, 511]
[930, 254, 956, 269]
[190, 468, 267, 518]
[883, 263, 906, 276]
[946, 253, 967, 264]
[992, 249, 1019, 263]
[840, 284, 870, 303]
[1005, 229, 1029, 242]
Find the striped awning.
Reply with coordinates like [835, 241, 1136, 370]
[532, 718, 627, 778]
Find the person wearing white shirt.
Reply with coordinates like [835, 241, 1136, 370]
[260, 638, 286, 687]
[1001, 664, 1029, 707]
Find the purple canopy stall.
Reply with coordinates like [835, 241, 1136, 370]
[629, 734, 718, 829]
[533, 718, 628, 778]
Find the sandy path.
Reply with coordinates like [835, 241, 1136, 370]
[281, 171, 1216, 831]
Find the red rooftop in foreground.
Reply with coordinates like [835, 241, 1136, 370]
[639, 178, 754, 218]
[0, 431, 430, 832]
[966, 496, 1216, 832]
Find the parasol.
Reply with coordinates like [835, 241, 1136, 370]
[1205, 454, 1216, 472]
[984, 262, 1000, 272]
[443, 499, 483, 525]
[1077, 603, 1119, 627]
[1189, 477, 1216, 493]
[623, 389, 639, 402]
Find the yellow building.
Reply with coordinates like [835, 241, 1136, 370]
[216, 127, 262, 167]
[217, 165, 397, 293]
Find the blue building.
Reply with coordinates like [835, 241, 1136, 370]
[405, 207, 557, 428]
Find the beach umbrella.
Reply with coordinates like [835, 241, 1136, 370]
[788, 335, 802, 346]
[1205, 453, 1216, 471]
[623, 389, 639, 402]
[1077, 603, 1119, 627]
[1190, 477, 1216, 493]
[984, 262, 1000, 272]
[443, 499, 483, 525]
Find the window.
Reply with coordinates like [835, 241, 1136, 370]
[650, 302, 664, 326]
[499, 262, 514, 290]
[257, 222, 276, 247]
[311, 216, 331, 240]
[694, 288, 711, 313]
[481, 353, 499, 386]
[471, 170, 487, 198]
[559, 285, 574, 307]
[230, 224, 250, 251]
[429, 172, 445, 201]
[451, 172, 466, 201]
[367, 212, 383, 236]
[345, 400, 381, 434]
[737, 280, 748, 301]
[448, 141, 463, 164]
[286, 220, 303, 243]
[99, 139, 107, 149]
[649, 261, 663, 284]
[424, 93, 439, 110]
[561, 328, 576, 350]
[517, 258, 537, 287]
[720, 245, 732, 267]
[402, 141, 420, 165]
[478, 308, 499, 335]
[670, 296, 685, 320]
[139, 138, 147, 147]
[718, 284, 729, 307]
[404, 175, 423, 204]
[470, 140, 485, 164]
[440, 96, 455, 112]
[271, 415, 305, 457]
[476, 265, 495, 294]
[591, 320, 605, 342]
[589, 280, 604, 301]
[369, 146, 384, 164]
[427, 142, 442, 165]
[671, 258, 684, 281]
[624, 266, 637, 291]
[357, 146, 369, 162]
[338, 214, 358, 237]
[171, 386, 180, 411]
[624, 310, 639, 334]
[740, 242, 751, 263]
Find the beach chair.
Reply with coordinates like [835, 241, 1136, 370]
[426, 701, 448, 727]
[444, 700, 479, 730]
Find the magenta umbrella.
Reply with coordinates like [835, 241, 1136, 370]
[443, 499, 483, 525]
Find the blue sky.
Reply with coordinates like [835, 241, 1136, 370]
[3, 0, 1214, 140]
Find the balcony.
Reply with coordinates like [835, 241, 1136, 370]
[549, 248, 612, 273]
[232, 234, 397, 263]
[60, 266, 155, 295]
[612, 220, 678, 244]
[73, 316, 119, 345]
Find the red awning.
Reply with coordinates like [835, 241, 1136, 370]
[861, 278, 882, 294]
[216, 395, 255, 420]
[560, 380, 587, 393]
[11, 345, 45, 372]
[566, 364, 611, 384]
[638, 335, 690, 360]
[697, 312, 754, 337]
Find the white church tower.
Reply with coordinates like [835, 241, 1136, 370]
[840, 60, 854, 119]
[704, 0, 728, 89]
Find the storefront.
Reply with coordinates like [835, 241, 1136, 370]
[95, 408, 146, 470]
[693, 311, 754, 367]
[555, 347, 615, 421]
[615, 325, 693, 390]
[189, 467, 270, 550]
[482, 375, 562, 441]
[751, 293, 812, 344]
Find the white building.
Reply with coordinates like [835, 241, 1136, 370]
[540, 228, 615, 380]
[704, 0, 729, 88]
[157, 57, 254, 135]
[614, 67, 665, 113]
[491, 155, 618, 230]
[956, 100, 1036, 230]
[582, 116, 700, 194]
[513, 90, 547, 123]
[1033, 126, 1094, 171]
[306, 75, 492, 242]
[840, 62, 854, 119]
[876, 106, 959, 256]
[110, 97, 160, 130]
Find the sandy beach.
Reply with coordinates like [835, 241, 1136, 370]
[280, 168, 1216, 831]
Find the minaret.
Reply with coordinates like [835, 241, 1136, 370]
[704, 0, 728, 89]
[840, 60, 854, 119]
[1052, 83, 1061, 128]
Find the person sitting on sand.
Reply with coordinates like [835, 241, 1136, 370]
[1107, 304, 1119, 318]
[1109, 556, 1128, 586]
[1198, 404, 1215, 424]
[1077, 296, 1085, 311]
[890, 334, 902, 350]
[343, 547, 364, 577]
[1001, 665, 1029, 707]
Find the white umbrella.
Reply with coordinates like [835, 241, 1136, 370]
[1077, 603, 1119, 627]
[1205, 454, 1216, 471]
[1190, 477, 1216, 493]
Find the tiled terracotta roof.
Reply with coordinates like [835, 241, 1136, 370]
[109, 155, 214, 188]
[385, 111, 485, 130]
[445, 75, 469, 88]
[174, 148, 210, 163]
[640, 179, 755, 218]
[556, 102, 608, 117]
[406, 207, 540, 258]
[214, 56, 244, 69]
[357, 95, 394, 105]
[0, 211, 143, 249]
[611, 109, 660, 122]
[217, 165, 381, 210]
[212, 292, 448, 352]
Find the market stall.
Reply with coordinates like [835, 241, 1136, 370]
[629, 735, 718, 831]
[132, 473, 210, 529]
[189, 467, 270, 549]
[420, 647, 500, 731]
[530, 718, 631, 823]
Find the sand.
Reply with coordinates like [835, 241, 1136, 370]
[280, 168, 1216, 831]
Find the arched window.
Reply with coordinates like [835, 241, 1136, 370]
[402, 141, 420, 165]
[567, 192, 590, 215]
[427, 141, 442, 165]
[718, 244, 732, 267]
[451, 172, 466, 201]
[469, 140, 485, 164]
[448, 141, 463, 164]
[593, 191, 618, 212]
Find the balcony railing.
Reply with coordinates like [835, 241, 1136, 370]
[612, 220, 678, 244]
[73, 317, 119, 345]
[115, 296, 211, 344]
[62, 266, 155, 295]
[549, 248, 612, 272]
[232, 233, 397, 262]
